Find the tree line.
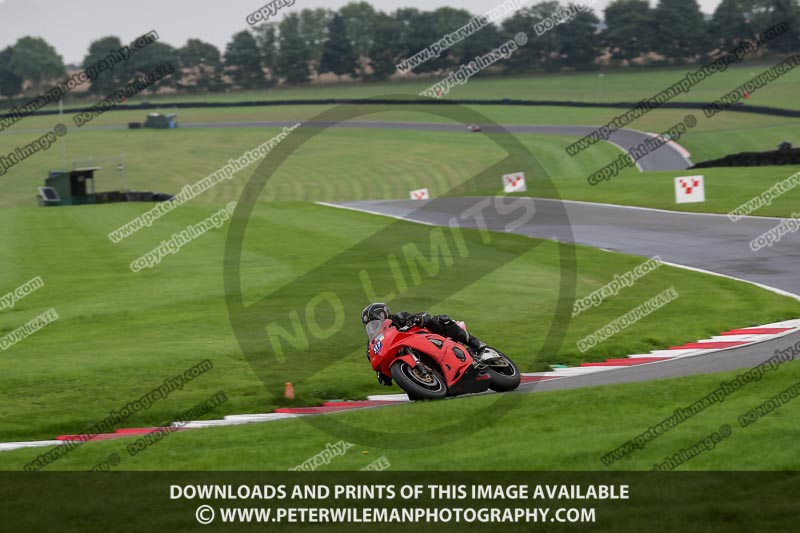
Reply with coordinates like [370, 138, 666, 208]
[0, 0, 797, 99]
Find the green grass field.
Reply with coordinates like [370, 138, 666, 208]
[477, 166, 800, 217]
[1, 70, 799, 471]
[1, 356, 799, 471]
[0, 123, 620, 208]
[1, 105, 798, 214]
[0, 202, 798, 447]
[8, 62, 799, 109]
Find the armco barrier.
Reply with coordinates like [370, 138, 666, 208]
[3, 98, 800, 121]
[692, 147, 800, 168]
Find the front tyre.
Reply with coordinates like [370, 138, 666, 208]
[483, 349, 521, 392]
[390, 360, 447, 401]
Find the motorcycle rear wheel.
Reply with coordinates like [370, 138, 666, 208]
[390, 360, 447, 401]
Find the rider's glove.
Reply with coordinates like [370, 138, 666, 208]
[377, 372, 393, 387]
[410, 312, 430, 327]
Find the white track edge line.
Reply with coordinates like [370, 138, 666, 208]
[317, 201, 800, 301]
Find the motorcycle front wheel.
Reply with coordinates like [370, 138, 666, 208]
[390, 360, 447, 401]
[482, 349, 521, 392]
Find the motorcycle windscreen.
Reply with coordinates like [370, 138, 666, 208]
[365, 320, 383, 342]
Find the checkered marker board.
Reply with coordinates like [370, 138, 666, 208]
[674, 175, 705, 204]
[409, 188, 429, 200]
[502, 172, 527, 193]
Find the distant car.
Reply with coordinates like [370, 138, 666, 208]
[467, 124, 482, 132]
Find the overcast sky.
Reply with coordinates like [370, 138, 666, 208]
[0, 0, 723, 64]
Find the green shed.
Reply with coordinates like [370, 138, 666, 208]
[42, 168, 99, 206]
[144, 113, 178, 129]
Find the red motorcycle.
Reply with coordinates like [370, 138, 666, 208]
[365, 319, 521, 400]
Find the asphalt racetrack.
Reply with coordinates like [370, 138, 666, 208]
[30, 116, 794, 390]
[25, 118, 692, 171]
[215, 117, 793, 392]
[120, 117, 799, 389]
[329, 197, 800, 296]
[325, 196, 800, 392]
[517, 330, 800, 392]
[182, 120, 693, 171]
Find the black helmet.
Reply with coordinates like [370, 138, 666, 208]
[361, 303, 390, 325]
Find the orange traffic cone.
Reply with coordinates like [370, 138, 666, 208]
[284, 382, 295, 400]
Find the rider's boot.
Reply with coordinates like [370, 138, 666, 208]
[467, 336, 487, 355]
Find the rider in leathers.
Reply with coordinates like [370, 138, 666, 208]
[361, 302, 487, 387]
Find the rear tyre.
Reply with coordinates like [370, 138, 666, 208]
[483, 349, 521, 392]
[390, 360, 447, 401]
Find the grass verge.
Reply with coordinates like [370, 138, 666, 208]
[1, 358, 799, 470]
[0, 202, 798, 442]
